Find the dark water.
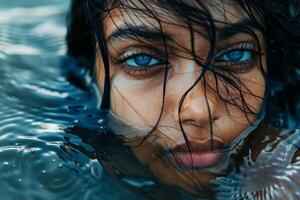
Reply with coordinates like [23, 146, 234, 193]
[0, 1, 300, 200]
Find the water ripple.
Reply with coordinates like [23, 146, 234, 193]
[0, 0, 298, 200]
[0, 1, 142, 199]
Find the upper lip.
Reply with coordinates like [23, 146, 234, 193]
[169, 140, 226, 153]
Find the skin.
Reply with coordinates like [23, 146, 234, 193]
[95, 0, 267, 195]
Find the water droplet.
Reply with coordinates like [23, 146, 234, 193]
[74, 160, 79, 167]
[90, 160, 102, 179]
[74, 120, 79, 124]
[42, 170, 46, 174]
[275, 118, 284, 128]
[18, 178, 22, 182]
[3, 161, 9, 166]
[98, 118, 106, 125]
[58, 163, 63, 168]
[121, 176, 156, 188]
[296, 68, 300, 76]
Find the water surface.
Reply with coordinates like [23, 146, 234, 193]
[0, 1, 142, 199]
[0, 1, 300, 200]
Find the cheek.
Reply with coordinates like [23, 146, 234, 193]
[219, 69, 266, 142]
[109, 74, 165, 127]
[240, 69, 266, 114]
[200, 62, 266, 145]
[225, 68, 265, 116]
[96, 56, 164, 128]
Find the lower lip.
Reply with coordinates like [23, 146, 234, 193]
[168, 151, 224, 169]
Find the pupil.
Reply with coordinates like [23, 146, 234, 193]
[134, 55, 151, 66]
[228, 51, 243, 61]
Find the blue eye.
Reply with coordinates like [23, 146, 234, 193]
[221, 50, 252, 62]
[125, 54, 161, 68]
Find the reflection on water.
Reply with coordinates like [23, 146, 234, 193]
[0, 1, 142, 199]
[0, 0, 300, 200]
[213, 128, 300, 200]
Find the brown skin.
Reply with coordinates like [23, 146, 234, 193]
[95, 1, 266, 194]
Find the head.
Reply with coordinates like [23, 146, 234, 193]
[67, 0, 299, 196]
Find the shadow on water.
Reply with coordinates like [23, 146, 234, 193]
[0, 0, 300, 200]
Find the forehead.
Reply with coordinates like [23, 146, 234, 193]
[103, 0, 249, 37]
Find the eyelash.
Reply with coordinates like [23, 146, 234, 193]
[116, 47, 167, 76]
[115, 43, 259, 76]
[213, 43, 259, 73]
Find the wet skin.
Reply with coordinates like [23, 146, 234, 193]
[95, 0, 267, 194]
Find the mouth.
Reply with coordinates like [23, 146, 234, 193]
[164, 140, 226, 169]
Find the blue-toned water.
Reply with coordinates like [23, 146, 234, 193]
[0, 1, 142, 199]
[0, 1, 300, 200]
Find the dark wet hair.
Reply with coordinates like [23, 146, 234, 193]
[66, 0, 300, 143]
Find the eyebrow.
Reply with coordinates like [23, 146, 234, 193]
[217, 19, 260, 40]
[106, 25, 173, 44]
[106, 19, 260, 44]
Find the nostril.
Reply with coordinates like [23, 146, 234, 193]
[181, 119, 205, 128]
[181, 116, 218, 128]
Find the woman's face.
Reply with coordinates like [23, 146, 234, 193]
[96, 0, 266, 194]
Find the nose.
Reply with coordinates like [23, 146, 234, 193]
[180, 78, 220, 128]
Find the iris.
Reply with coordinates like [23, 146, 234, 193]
[125, 50, 252, 68]
[222, 50, 252, 62]
[126, 54, 160, 67]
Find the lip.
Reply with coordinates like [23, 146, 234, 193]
[165, 140, 226, 169]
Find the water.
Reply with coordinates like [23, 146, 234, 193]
[0, 1, 142, 199]
[0, 1, 300, 200]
